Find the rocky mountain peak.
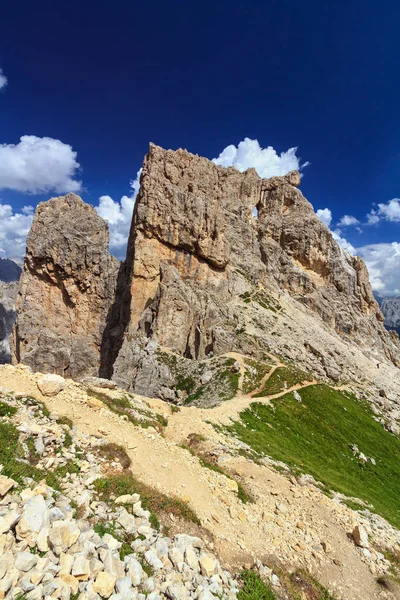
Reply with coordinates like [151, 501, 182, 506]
[12, 193, 119, 378]
[11, 144, 400, 399]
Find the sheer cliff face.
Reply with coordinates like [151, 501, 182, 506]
[12, 194, 119, 378]
[112, 144, 394, 391]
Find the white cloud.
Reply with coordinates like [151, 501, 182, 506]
[316, 208, 332, 227]
[337, 214, 359, 227]
[212, 137, 309, 178]
[367, 199, 400, 224]
[95, 169, 141, 258]
[0, 69, 7, 90]
[0, 203, 34, 257]
[357, 243, 400, 296]
[0, 135, 81, 194]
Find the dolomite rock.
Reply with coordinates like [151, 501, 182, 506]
[353, 525, 369, 548]
[11, 144, 400, 399]
[93, 571, 116, 598]
[37, 373, 66, 396]
[12, 194, 119, 379]
[112, 143, 399, 395]
[0, 476, 16, 497]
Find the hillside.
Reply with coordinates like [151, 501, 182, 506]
[4, 144, 400, 599]
[0, 362, 400, 599]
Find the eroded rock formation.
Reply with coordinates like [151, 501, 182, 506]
[12, 144, 399, 397]
[112, 144, 398, 394]
[12, 194, 119, 378]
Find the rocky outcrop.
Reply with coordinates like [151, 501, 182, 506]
[11, 144, 399, 397]
[12, 194, 119, 378]
[112, 144, 398, 393]
[0, 259, 21, 364]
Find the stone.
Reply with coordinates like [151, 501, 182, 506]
[165, 583, 190, 600]
[0, 476, 16, 497]
[145, 549, 163, 570]
[22, 494, 48, 533]
[48, 521, 80, 554]
[124, 556, 143, 585]
[37, 374, 66, 396]
[200, 371, 213, 384]
[12, 193, 119, 379]
[226, 479, 238, 493]
[115, 494, 139, 505]
[353, 525, 369, 548]
[59, 553, 74, 575]
[199, 554, 216, 577]
[15, 551, 38, 572]
[81, 376, 117, 389]
[71, 553, 91, 580]
[93, 572, 116, 598]
[0, 510, 20, 534]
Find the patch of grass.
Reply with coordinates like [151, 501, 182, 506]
[119, 542, 134, 561]
[170, 404, 181, 413]
[226, 384, 400, 529]
[58, 416, 73, 429]
[285, 569, 337, 599]
[0, 421, 47, 484]
[26, 437, 40, 466]
[238, 570, 277, 599]
[63, 431, 73, 448]
[0, 400, 17, 417]
[25, 396, 50, 418]
[87, 390, 166, 432]
[176, 375, 196, 393]
[237, 482, 255, 504]
[242, 359, 272, 394]
[94, 472, 200, 527]
[96, 442, 131, 469]
[253, 365, 311, 397]
[138, 553, 155, 578]
[94, 520, 122, 539]
[378, 547, 400, 584]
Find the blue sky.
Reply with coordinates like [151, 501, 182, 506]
[0, 0, 399, 294]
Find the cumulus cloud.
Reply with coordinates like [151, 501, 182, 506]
[337, 214, 359, 227]
[316, 208, 332, 227]
[0, 203, 34, 257]
[0, 135, 81, 194]
[212, 138, 309, 178]
[357, 243, 400, 296]
[95, 169, 142, 258]
[367, 198, 400, 224]
[0, 69, 7, 90]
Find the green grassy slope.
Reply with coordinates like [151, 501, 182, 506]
[226, 384, 400, 529]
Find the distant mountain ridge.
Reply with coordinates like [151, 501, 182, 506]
[0, 258, 21, 363]
[375, 293, 400, 336]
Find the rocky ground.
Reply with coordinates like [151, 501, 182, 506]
[0, 383, 239, 600]
[1, 363, 400, 599]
